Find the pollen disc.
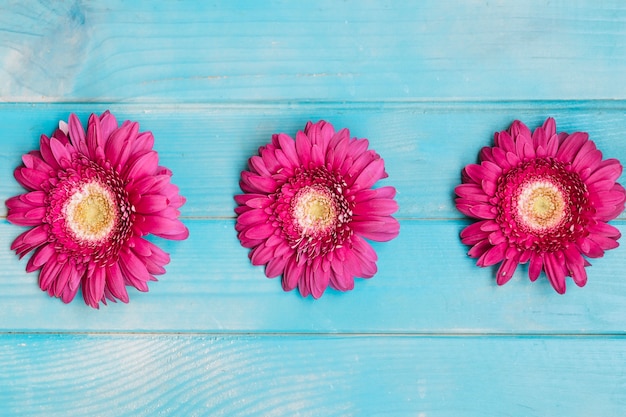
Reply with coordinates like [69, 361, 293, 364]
[292, 185, 338, 235]
[516, 180, 566, 232]
[64, 181, 117, 242]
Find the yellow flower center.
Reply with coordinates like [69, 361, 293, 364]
[64, 182, 116, 241]
[293, 187, 337, 235]
[517, 180, 565, 231]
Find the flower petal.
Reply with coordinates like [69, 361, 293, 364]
[350, 216, 400, 241]
[352, 197, 399, 216]
[352, 157, 386, 190]
[134, 194, 170, 214]
[83, 265, 107, 309]
[243, 222, 276, 240]
[564, 245, 588, 288]
[119, 250, 153, 292]
[544, 252, 566, 294]
[106, 263, 130, 303]
[39, 258, 63, 293]
[11, 225, 49, 258]
[496, 256, 519, 285]
[68, 113, 88, 154]
[283, 256, 303, 292]
[125, 150, 159, 179]
[526, 252, 542, 282]
[14, 167, 50, 191]
[139, 214, 190, 240]
[26, 244, 56, 272]
[477, 242, 507, 267]
[277, 133, 300, 168]
[556, 132, 588, 163]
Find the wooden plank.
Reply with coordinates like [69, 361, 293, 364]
[1, 1, 626, 102]
[2, 219, 625, 333]
[1, 102, 626, 219]
[2, 1, 625, 416]
[1, 333, 625, 416]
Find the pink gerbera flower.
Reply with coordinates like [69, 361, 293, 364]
[6, 111, 189, 308]
[235, 121, 399, 298]
[456, 118, 626, 293]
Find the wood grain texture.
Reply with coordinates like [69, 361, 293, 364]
[1, 1, 626, 102]
[1, 103, 625, 219]
[1, 0, 626, 415]
[1, 334, 626, 417]
[2, 219, 626, 333]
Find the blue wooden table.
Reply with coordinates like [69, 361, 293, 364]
[1, 1, 626, 415]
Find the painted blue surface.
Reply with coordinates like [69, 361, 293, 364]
[1, 1, 626, 416]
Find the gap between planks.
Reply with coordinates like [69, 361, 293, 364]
[2, 331, 626, 338]
[2, 99, 626, 110]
